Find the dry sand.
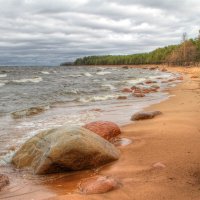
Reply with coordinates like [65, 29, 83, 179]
[46, 66, 200, 200]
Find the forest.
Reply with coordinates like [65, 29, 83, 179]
[73, 32, 200, 66]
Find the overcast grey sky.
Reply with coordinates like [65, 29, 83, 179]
[0, 0, 199, 66]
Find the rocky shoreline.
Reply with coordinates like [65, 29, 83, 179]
[1, 65, 198, 200]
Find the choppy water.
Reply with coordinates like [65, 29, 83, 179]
[0, 66, 175, 113]
[0, 66, 181, 156]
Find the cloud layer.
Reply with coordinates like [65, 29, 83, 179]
[0, 0, 199, 65]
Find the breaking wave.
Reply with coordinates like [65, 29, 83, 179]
[77, 94, 118, 103]
[11, 77, 43, 83]
[0, 74, 7, 78]
[96, 71, 111, 75]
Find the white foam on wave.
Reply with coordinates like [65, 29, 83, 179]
[126, 78, 146, 85]
[96, 71, 111, 75]
[0, 74, 7, 78]
[0, 83, 5, 87]
[78, 94, 117, 103]
[69, 89, 79, 94]
[84, 72, 93, 77]
[68, 74, 82, 78]
[41, 71, 50, 75]
[12, 77, 43, 83]
[149, 74, 172, 79]
[0, 151, 15, 166]
[101, 84, 116, 90]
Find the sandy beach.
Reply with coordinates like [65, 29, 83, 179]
[43, 66, 200, 200]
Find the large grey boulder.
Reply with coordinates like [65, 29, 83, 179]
[12, 126, 120, 175]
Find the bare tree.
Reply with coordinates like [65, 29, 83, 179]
[182, 32, 187, 61]
[198, 30, 200, 40]
[167, 39, 197, 65]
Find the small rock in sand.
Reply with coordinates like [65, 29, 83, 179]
[84, 121, 121, 141]
[153, 162, 166, 169]
[191, 75, 198, 79]
[0, 174, 9, 191]
[78, 176, 122, 194]
[131, 111, 162, 121]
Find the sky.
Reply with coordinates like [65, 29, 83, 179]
[0, 0, 200, 66]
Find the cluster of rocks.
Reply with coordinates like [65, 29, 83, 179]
[8, 109, 163, 194]
[12, 122, 121, 175]
[118, 73, 184, 100]
[121, 83, 160, 99]
[9, 121, 123, 194]
[161, 76, 183, 83]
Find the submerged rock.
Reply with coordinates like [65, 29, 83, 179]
[122, 66, 129, 69]
[90, 108, 103, 112]
[133, 93, 145, 98]
[117, 96, 127, 100]
[161, 68, 167, 72]
[78, 176, 121, 194]
[145, 80, 157, 84]
[131, 111, 162, 121]
[149, 66, 158, 70]
[12, 126, 120, 175]
[0, 174, 9, 191]
[11, 105, 49, 119]
[132, 86, 159, 95]
[83, 121, 121, 141]
[151, 85, 160, 89]
[131, 85, 139, 90]
[121, 88, 132, 93]
[176, 76, 184, 80]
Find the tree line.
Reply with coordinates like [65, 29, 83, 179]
[73, 32, 200, 66]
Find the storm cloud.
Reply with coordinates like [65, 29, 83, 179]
[0, 0, 199, 65]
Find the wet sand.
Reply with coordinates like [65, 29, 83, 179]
[1, 66, 200, 200]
